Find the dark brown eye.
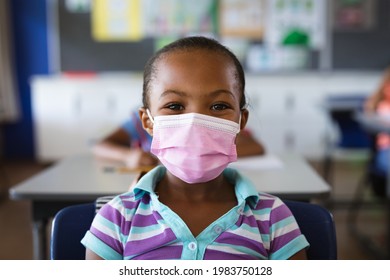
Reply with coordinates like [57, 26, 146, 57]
[167, 103, 184, 111]
[211, 103, 229, 111]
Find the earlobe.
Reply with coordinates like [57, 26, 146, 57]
[138, 107, 154, 136]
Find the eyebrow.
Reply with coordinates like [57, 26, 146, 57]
[159, 90, 187, 100]
[159, 89, 237, 100]
[209, 89, 237, 100]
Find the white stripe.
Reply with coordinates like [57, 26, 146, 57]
[93, 221, 121, 241]
[133, 207, 153, 216]
[130, 224, 170, 241]
[229, 227, 263, 243]
[247, 211, 270, 222]
[273, 222, 299, 238]
[207, 244, 248, 256]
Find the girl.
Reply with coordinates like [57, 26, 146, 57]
[81, 36, 309, 260]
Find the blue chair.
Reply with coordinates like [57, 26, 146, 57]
[50, 202, 95, 260]
[323, 94, 372, 184]
[50, 200, 337, 260]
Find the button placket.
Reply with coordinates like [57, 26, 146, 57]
[214, 225, 223, 234]
[188, 242, 197, 251]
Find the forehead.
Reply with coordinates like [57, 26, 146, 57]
[153, 49, 237, 86]
[158, 48, 234, 69]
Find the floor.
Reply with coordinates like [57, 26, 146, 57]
[0, 157, 388, 260]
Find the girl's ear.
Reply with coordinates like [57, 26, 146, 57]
[240, 109, 249, 130]
[139, 107, 154, 136]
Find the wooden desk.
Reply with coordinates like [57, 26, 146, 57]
[9, 153, 330, 259]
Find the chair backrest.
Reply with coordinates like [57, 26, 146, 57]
[50, 202, 95, 260]
[284, 200, 337, 260]
[51, 200, 337, 260]
[326, 95, 372, 149]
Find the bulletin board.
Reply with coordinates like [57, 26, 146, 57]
[55, 0, 217, 72]
[54, 0, 390, 72]
[56, 0, 154, 72]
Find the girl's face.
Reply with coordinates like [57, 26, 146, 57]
[141, 49, 247, 135]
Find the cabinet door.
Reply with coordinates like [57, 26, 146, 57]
[32, 79, 85, 161]
[246, 75, 327, 159]
[32, 76, 145, 162]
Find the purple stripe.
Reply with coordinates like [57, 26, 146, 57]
[260, 193, 275, 199]
[120, 199, 140, 210]
[132, 245, 183, 260]
[131, 213, 159, 227]
[271, 228, 302, 252]
[89, 227, 123, 255]
[269, 204, 293, 224]
[129, 209, 164, 228]
[204, 249, 260, 260]
[99, 204, 131, 235]
[124, 228, 177, 255]
[238, 214, 258, 228]
[255, 221, 269, 235]
[254, 199, 275, 210]
[215, 232, 267, 255]
[141, 195, 151, 204]
[236, 214, 271, 235]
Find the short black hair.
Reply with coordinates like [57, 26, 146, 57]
[142, 36, 246, 109]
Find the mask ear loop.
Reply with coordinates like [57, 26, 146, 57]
[146, 108, 154, 124]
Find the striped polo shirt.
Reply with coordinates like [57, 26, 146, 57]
[81, 166, 309, 260]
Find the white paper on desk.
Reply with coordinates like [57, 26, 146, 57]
[228, 154, 284, 170]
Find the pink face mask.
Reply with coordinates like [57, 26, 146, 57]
[147, 110, 240, 184]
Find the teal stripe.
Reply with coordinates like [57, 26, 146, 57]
[270, 216, 295, 233]
[228, 225, 270, 244]
[95, 215, 128, 242]
[269, 236, 309, 260]
[235, 222, 259, 235]
[251, 207, 272, 216]
[81, 231, 123, 260]
[138, 200, 154, 211]
[131, 222, 167, 234]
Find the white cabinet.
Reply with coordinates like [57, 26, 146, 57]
[31, 72, 381, 162]
[246, 75, 328, 158]
[31, 75, 142, 162]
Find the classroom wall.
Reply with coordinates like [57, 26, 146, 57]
[2, 0, 388, 159]
[3, 0, 49, 159]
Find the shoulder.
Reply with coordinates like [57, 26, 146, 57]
[251, 192, 284, 210]
[97, 189, 150, 222]
[250, 193, 294, 222]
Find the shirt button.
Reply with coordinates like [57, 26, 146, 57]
[214, 226, 223, 234]
[188, 242, 197, 250]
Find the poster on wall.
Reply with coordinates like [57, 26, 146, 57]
[91, 0, 217, 42]
[65, 0, 91, 13]
[91, 0, 142, 41]
[142, 0, 217, 37]
[264, 0, 326, 49]
[219, 0, 266, 39]
[332, 0, 376, 31]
